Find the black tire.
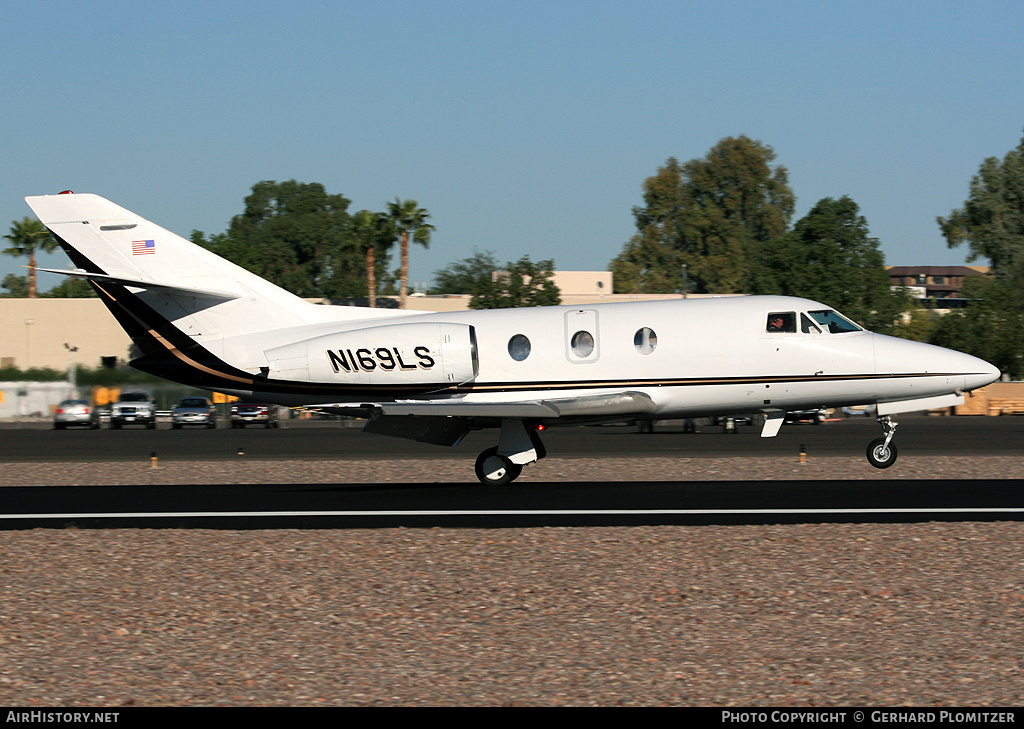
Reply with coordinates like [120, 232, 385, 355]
[866, 438, 898, 469]
[474, 447, 522, 486]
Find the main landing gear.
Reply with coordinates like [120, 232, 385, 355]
[866, 415, 898, 469]
[474, 419, 547, 486]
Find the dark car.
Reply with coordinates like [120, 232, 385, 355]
[785, 408, 829, 424]
[172, 396, 217, 429]
[230, 402, 279, 428]
[53, 399, 100, 429]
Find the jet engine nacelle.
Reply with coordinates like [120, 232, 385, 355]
[265, 321, 478, 387]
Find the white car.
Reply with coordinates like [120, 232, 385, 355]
[109, 392, 156, 429]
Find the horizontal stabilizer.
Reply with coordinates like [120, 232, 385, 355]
[34, 267, 241, 301]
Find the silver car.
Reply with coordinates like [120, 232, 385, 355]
[110, 392, 157, 429]
[54, 399, 100, 429]
[171, 397, 217, 429]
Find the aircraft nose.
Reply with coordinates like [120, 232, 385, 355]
[873, 335, 1001, 392]
[965, 355, 1001, 391]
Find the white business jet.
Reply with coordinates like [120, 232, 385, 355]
[26, 192, 1000, 484]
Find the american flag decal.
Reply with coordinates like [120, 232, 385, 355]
[132, 239, 156, 255]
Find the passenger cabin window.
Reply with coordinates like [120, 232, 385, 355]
[570, 330, 595, 358]
[508, 334, 531, 361]
[766, 312, 796, 333]
[634, 327, 657, 354]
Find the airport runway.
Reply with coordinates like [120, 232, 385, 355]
[1, 477, 1023, 530]
[1, 415, 1022, 529]
[1, 411, 1023, 461]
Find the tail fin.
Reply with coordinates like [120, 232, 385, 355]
[25, 193, 402, 342]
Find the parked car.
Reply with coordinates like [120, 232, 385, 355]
[785, 408, 829, 424]
[230, 402, 279, 428]
[109, 391, 156, 429]
[171, 396, 217, 429]
[53, 399, 100, 429]
[842, 404, 876, 417]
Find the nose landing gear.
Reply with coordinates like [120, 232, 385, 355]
[866, 415, 898, 469]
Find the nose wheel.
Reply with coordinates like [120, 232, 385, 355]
[866, 415, 898, 469]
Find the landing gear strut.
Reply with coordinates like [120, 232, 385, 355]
[866, 415, 898, 469]
[474, 419, 546, 485]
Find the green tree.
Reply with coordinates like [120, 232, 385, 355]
[761, 196, 905, 332]
[469, 255, 561, 309]
[432, 249, 499, 294]
[929, 275, 1023, 379]
[387, 198, 434, 308]
[611, 136, 795, 294]
[3, 217, 58, 298]
[347, 210, 395, 307]
[889, 299, 937, 343]
[44, 276, 97, 298]
[939, 130, 1024, 276]
[1, 273, 28, 298]
[195, 180, 352, 297]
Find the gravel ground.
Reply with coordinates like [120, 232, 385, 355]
[1, 456, 1023, 707]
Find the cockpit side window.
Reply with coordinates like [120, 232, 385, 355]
[800, 313, 822, 334]
[766, 312, 796, 333]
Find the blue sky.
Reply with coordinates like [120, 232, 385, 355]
[3, 0, 1023, 293]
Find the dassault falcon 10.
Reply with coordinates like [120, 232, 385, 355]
[25, 192, 1000, 484]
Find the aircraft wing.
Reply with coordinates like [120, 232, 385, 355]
[378, 391, 657, 419]
[349, 391, 657, 446]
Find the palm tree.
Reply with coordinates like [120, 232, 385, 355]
[351, 210, 395, 308]
[3, 217, 58, 298]
[386, 198, 434, 308]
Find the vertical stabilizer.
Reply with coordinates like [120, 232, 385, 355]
[25, 193, 407, 345]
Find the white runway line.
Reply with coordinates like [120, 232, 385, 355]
[3, 507, 1024, 520]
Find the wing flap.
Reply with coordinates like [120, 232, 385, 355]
[376, 390, 657, 419]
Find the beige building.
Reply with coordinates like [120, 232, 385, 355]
[0, 298, 133, 372]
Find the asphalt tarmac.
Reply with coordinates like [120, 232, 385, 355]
[0, 412, 1022, 462]
[1, 414, 1022, 529]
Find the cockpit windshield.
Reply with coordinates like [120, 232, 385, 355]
[766, 309, 862, 335]
[807, 310, 861, 333]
